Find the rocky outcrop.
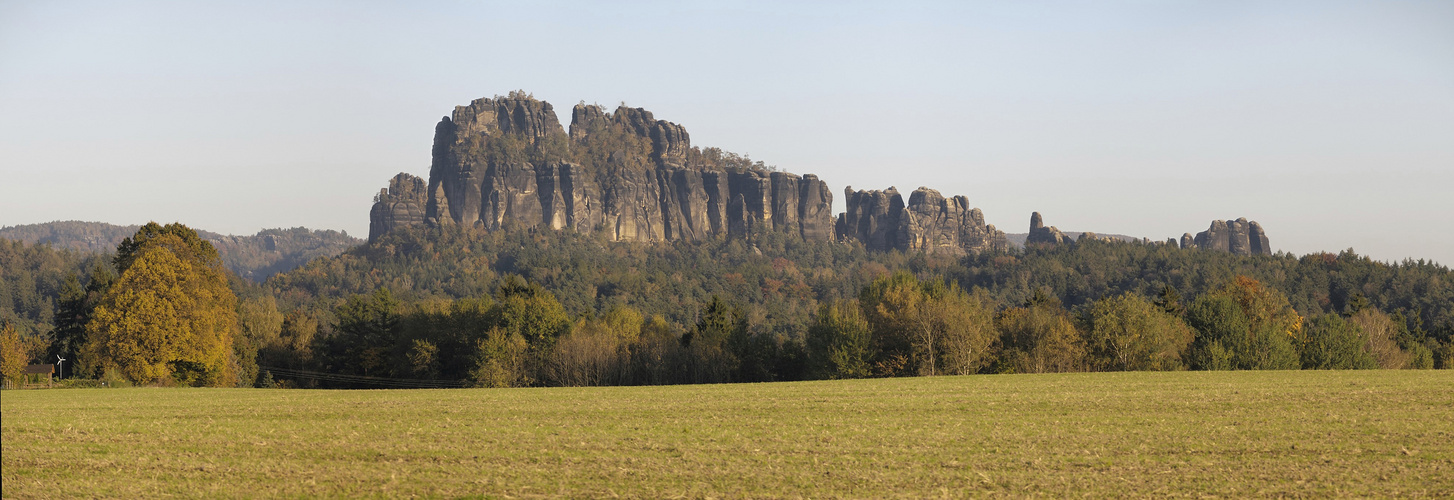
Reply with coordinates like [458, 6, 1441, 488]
[400, 93, 836, 244]
[370, 92, 1002, 255]
[835, 186, 1006, 255]
[369, 173, 427, 242]
[1025, 212, 1072, 246]
[797, 174, 835, 241]
[1183, 218, 1271, 255]
[903, 188, 1005, 254]
[1076, 232, 1117, 243]
[836, 187, 905, 251]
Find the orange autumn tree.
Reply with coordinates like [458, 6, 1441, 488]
[82, 223, 238, 386]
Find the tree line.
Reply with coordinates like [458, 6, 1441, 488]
[3, 222, 1451, 387]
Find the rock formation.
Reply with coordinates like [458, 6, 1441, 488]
[1076, 231, 1117, 243]
[369, 173, 427, 242]
[1182, 217, 1271, 255]
[833, 186, 1005, 255]
[389, 92, 836, 243]
[1025, 212, 1072, 246]
[370, 92, 1005, 255]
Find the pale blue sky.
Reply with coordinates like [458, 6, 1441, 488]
[2, 1, 1451, 264]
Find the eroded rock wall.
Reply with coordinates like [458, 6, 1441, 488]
[1185, 217, 1272, 255]
[372, 93, 1003, 255]
[404, 94, 836, 244]
[836, 186, 1006, 255]
[369, 173, 427, 242]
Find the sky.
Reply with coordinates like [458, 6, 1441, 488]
[2, 1, 1451, 265]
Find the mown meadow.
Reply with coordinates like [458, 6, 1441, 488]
[3, 370, 1451, 498]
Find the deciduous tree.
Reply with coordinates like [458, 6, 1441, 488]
[1084, 292, 1194, 371]
[1186, 277, 1302, 371]
[1, 322, 26, 384]
[82, 233, 237, 386]
[807, 299, 873, 379]
[1300, 314, 1377, 370]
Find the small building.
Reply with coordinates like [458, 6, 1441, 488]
[22, 364, 55, 388]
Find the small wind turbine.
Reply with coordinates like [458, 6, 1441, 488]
[56, 355, 65, 379]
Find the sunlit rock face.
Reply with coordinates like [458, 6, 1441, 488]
[1184, 217, 1272, 255]
[1025, 211, 1072, 247]
[368, 173, 427, 243]
[835, 186, 1007, 255]
[371, 92, 1004, 255]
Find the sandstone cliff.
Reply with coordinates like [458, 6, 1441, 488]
[396, 92, 834, 244]
[370, 92, 1005, 255]
[835, 186, 1006, 255]
[369, 173, 427, 242]
[1182, 218, 1272, 256]
[1025, 212, 1072, 246]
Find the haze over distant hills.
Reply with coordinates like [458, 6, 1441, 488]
[0, 221, 360, 280]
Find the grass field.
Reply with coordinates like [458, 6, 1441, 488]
[3, 371, 1452, 498]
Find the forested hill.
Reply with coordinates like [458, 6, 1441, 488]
[0, 221, 360, 280]
[7, 219, 1452, 390]
[270, 224, 1454, 349]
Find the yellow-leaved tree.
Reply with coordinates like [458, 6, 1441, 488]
[81, 224, 238, 386]
[1, 322, 27, 385]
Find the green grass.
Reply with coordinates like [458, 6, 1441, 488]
[3, 371, 1452, 498]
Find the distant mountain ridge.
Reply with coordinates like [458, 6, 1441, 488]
[0, 221, 360, 280]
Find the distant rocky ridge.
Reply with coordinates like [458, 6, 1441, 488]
[1021, 212, 1129, 248]
[1025, 212, 1072, 246]
[371, 92, 1006, 255]
[1180, 218, 1272, 256]
[0, 221, 360, 280]
[835, 187, 1006, 254]
[1004, 231, 1141, 249]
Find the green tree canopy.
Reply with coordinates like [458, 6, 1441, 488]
[1186, 277, 1301, 370]
[807, 299, 873, 379]
[1299, 314, 1377, 370]
[995, 299, 1085, 374]
[1084, 292, 1195, 371]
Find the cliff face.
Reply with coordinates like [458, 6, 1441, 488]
[835, 186, 1006, 255]
[369, 173, 427, 242]
[398, 93, 834, 243]
[371, 93, 1004, 255]
[1183, 217, 1272, 256]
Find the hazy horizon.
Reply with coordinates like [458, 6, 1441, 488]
[2, 1, 1450, 265]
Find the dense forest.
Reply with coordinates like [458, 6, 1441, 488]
[3, 221, 1451, 387]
